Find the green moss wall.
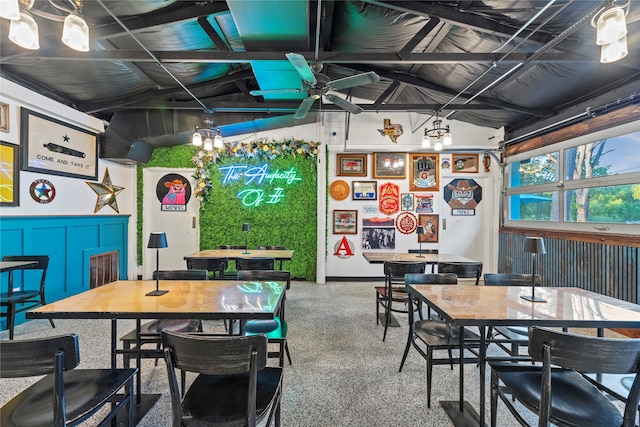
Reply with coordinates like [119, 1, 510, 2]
[137, 144, 318, 281]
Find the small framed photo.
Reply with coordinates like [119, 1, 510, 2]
[401, 193, 414, 211]
[452, 154, 479, 173]
[352, 181, 377, 200]
[337, 153, 368, 177]
[418, 214, 439, 243]
[373, 152, 406, 179]
[333, 210, 358, 234]
[409, 153, 439, 191]
[0, 103, 9, 132]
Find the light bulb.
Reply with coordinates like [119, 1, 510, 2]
[213, 133, 224, 149]
[62, 12, 89, 52]
[596, 7, 627, 45]
[421, 136, 431, 148]
[0, 0, 20, 20]
[443, 133, 452, 146]
[203, 136, 213, 151]
[9, 11, 39, 50]
[192, 131, 202, 146]
[600, 35, 628, 63]
[434, 138, 443, 151]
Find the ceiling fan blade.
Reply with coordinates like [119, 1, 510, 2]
[325, 94, 364, 114]
[329, 72, 380, 91]
[286, 53, 317, 86]
[249, 88, 303, 96]
[294, 96, 316, 119]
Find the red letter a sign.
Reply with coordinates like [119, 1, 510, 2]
[334, 236, 355, 257]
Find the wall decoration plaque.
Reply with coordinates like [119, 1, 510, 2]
[409, 153, 439, 191]
[378, 182, 400, 215]
[329, 180, 350, 200]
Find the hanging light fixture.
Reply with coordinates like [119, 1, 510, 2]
[422, 114, 452, 152]
[592, 0, 630, 63]
[192, 117, 224, 151]
[3, 0, 90, 52]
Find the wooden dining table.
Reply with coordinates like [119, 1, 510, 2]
[28, 279, 287, 423]
[362, 251, 477, 264]
[407, 284, 640, 427]
[0, 260, 37, 272]
[185, 248, 294, 261]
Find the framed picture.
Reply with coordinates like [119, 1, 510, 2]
[336, 153, 367, 177]
[0, 103, 9, 132]
[333, 210, 358, 234]
[0, 141, 19, 206]
[352, 181, 377, 200]
[373, 152, 406, 179]
[418, 214, 439, 243]
[415, 193, 434, 213]
[409, 153, 439, 191]
[401, 193, 414, 211]
[21, 108, 98, 180]
[452, 153, 479, 173]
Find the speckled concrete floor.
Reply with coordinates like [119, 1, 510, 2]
[2, 280, 625, 426]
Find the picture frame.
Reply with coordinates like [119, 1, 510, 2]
[418, 214, 439, 243]
[352, 181, 377, 200]
[452, 153, 479, 173]
[409, 153, 439, 191]
[333, 210, 358, 234]
[0, 141, 19, 206]
[21, 108, 98, 180]
[0, 103, 9, 132]
[401, 193, 414, 211]
[373, 152, 406, 179]
[336, 153, 368, 177]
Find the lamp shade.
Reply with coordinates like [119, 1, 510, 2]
[242, 223, 250, 232]
[148, 232, 168, 249]
[9, 11, 39, 50]
[0, 0, 20, 20]
[61, 12, 89, 52]
[416, 226, 425, 235]
[523, 237, 545, 255]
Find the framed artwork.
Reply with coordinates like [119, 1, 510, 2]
[336, 153, 367, 177]
[418, 214, 439, 243]
[362, 217, 395, 250]
[0, 103, 9, 132]
[352, 181, 377, 200]
[21, 108, 98, 180]
[333, 210, 358, 234]
[401, 193, 414, 211]
[373, 152, 406, 179]
[409, 153, 439, 191]
[415, 193, 434, 213]
[0, 141, 19, 206]
[452, 153, 479, 173]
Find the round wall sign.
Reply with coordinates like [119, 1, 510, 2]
[30, 179, 56, 204]
[329, 180, 350, 201]
[396, 212, 418, 234]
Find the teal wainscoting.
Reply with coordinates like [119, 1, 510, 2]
[0, 215, 129, 330]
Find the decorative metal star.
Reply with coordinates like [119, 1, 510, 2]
[86, 168, 124, 213]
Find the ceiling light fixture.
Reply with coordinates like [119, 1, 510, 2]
[592, 0, 630, 63]
[3, 0, 90, 52]
[422, 115, 452, 152]
[192, 117, 224, 151]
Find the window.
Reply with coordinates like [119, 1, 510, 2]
[504, 121, 640, 233]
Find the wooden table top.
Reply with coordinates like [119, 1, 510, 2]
[409, 285, 640, 328]
[185, 249, 294, 260]
[0, 260, 37, 272]
[362, 252, 477, 264]
[28, 280, 286, 321]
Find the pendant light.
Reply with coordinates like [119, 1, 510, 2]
[422, 115, 452, 151]
[61, 11, 89, 52]
[592, 0, 630, 63]
[8, 10, 39, 50]
[0, 0, 20, 20]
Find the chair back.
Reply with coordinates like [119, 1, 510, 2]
[484, 273, 541, 286]
[236, 257, 275, 271]
[218, 245, 248, 250]
[408, 249, 439, 254]
[2, 255, 49, 294]
[437, 262, 482, 285]
[238, 270, 291, 289]
[153, 270, 208, 280]
[185, 257, 228, 279]
[405, 273, 458, 286]
[256, 246, 286, 250]
[0, 334, 80, 378]
[384, 261, 426, 285]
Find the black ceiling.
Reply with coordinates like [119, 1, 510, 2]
[1, 0, 639, 150]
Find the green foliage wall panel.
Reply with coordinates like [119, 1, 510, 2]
[137, 144, 318, 281]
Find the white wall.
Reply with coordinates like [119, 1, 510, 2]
[0, 78, 138, 279]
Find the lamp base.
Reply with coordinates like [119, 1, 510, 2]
[415, 255, 425, 258]
[242, 250, 250, 254]
[146, 290, 169, 296]
[520, 295, 546, 303]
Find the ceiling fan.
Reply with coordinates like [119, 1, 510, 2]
[249, 53, 380, 119]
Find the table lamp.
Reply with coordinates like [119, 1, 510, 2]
[146, 232, 169, 296]
[521, 236, 546, 302]
[415, 226, 426, 258]
[242, 223, 250, 254]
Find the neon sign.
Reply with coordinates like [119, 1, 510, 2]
[218, 163, 302, 207]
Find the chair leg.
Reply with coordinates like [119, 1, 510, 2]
[382, 304, 391, 342]
[399, 325, 413, 372]
[490, 369, 499, 427]
[285, 341, 292, 365]
[426, 346, 434, 408]
[7, 303, 16, 340]
[41, 294, 55, 329]
[123, 340, 131, 369]
[447, 348, 454, 369]
[375, 295, 380, 325]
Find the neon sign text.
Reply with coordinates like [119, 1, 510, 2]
[218, 163, 301, 207]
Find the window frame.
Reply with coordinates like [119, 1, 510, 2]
[503, 120, 640, 235]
